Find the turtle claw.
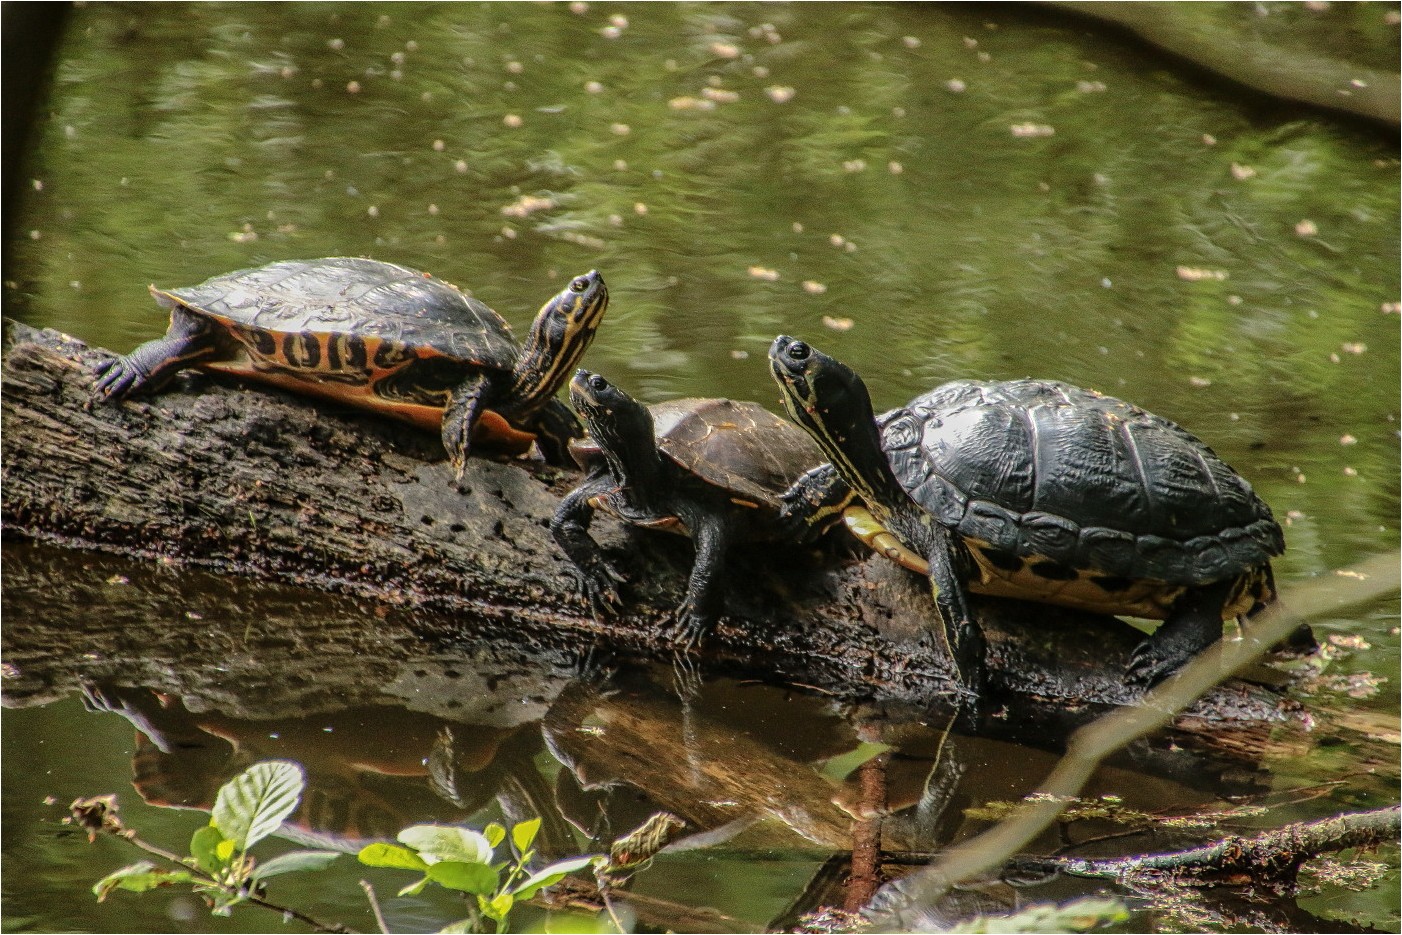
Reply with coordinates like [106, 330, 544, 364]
[569, 561, 625, 620]
[89, 355, 144, 404]
[666, 604, 713, 651]
[1126, 639, 1185, 688]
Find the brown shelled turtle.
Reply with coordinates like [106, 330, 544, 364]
[551, 370, 836, 646]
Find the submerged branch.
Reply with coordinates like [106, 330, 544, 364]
[1032, 806, 1401, 886]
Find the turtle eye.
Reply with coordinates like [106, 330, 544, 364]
[787, 341, 811, 362]
[589, 374, 608, 392]
[570, 275, 591, 293]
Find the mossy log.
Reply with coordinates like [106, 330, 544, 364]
[1, 324, 1317, 772]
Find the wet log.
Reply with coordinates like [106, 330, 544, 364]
[1, 325, 1317, 767]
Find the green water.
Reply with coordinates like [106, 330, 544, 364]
[4, 3, 1398, 932]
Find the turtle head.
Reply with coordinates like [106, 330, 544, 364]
[769, 335, 876, 441]
[514, 271, 610, 409]
[569, 369, 660, 483]
[769, 335, 899, 506]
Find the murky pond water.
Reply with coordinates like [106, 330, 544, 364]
[4, 3, 1398, 932]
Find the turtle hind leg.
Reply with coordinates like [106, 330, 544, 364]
[90, 307, 221, 403]
[1127, 578, 1234, 686]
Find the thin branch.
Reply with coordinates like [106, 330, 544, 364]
[865, 551, 1401, 929]
[1037, 806, 1401, 884]
[359, 880, 390, 935]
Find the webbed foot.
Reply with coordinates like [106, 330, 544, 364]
[1126, 638, 1191, 687]
[89, 355, 149, 404]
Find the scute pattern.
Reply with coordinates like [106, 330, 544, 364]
[881, 379, 1284, 585]
[160, 257, 520, 369]
[649, 399, 824, 508]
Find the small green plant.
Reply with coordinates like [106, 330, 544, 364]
[357, 817, 600, 933]
[79, 760, 344, 928]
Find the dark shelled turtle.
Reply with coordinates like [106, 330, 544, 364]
[90, 257, 609, 473]
[768, 335, 1284, 693]
[551, 369, 834, 647]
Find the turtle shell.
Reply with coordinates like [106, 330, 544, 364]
[650, 399, 824, 508]
[881, 379, 1284, 585]
[154, 257, 521, 371]
[573, 399, 823, 509]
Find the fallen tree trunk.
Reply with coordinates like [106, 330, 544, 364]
[1, 325, 1316, 767]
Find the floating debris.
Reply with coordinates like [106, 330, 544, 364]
[1176, 266, 1228, 282]
[1230, 162, 1256, 180]
[765, 85, 796, 103]
[1295, 219, 1318, 236]
[902, 35, 921, 49]
[669, 96, 716, 111]
[710, 41, 740, 59]
[802, 280, 827, 295]
[1340, 434, 1358, 445]
[1010, 122, 1054, 138]
[823, 315, 854, 331]
[501, 193, 557, 218]
[503, 113, 523, 128]
[748, 266, 780, 281]
[610, 122, 631, 135]
[702, 87, 739, 104]
[945, 78, 967, 93]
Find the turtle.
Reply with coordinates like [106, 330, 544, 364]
[551, 369, 835, 647]
[90, 257, 609, 474]
[767, 335, 1284, 694]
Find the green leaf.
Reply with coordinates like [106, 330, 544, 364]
[252, 849, 340, 882]
[478, 891, 514, 922]
[482, 822, 507, 849]
[511, 855, 599, 899]
[93, 862, 194, 901]
[438, 920, 476, 934]
[210, 760, 305, 851]
[397, 876, 431, 898]
[510, 817, 541, 855]
[397, 824, 493, 866]
[215, 838, 237, 862]
[358, 842, 429, 871]
[427, 860, 500, 895]
[190, 825, 227, 875]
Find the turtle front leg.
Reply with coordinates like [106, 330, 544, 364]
[777, 463, 854, 543]
[550, 478, 626, 619]
[442, 374, 491, 487]
[669, 514, 735, 650]
[90, 308, 221, 404]
[925, 528, 987, 703]
[1127, 578, 1233, 686]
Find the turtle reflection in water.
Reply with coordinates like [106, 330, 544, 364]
[552, 370, 839, 646]
[91, 258, 610, 474]
[768, 335, 1284, 695]
[80, 683, 572, 855]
